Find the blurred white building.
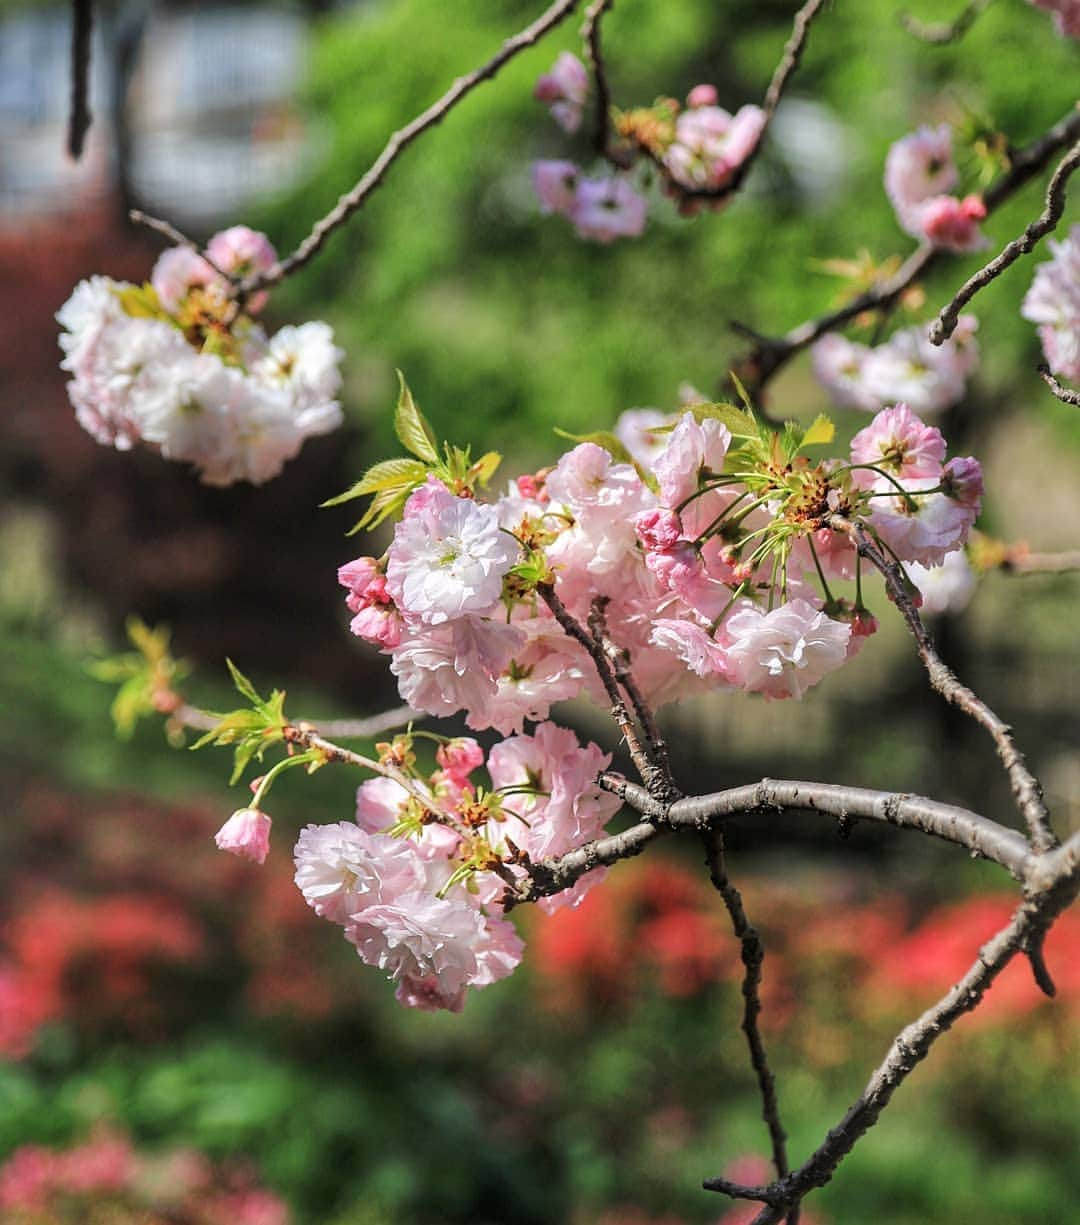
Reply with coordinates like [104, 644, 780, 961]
[0, 3, 326, 226]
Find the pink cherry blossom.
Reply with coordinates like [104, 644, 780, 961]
[346, 890, 491, 1013]
[664, 104, 765, 191]
[868, 486, 977, 567]
[150, 246, 221, 312]
[849, 404, 946, 488]
[534, 51, 588, 133]
[686, 83, 719, 108]
[650, 618, 729, 679]
[811, 334, 880, 412]
[1021, 224, 1080, 381]
[907, 549, 978, 616]
[941, 456, 984, 508]
[533, 159, 580, 216]
[435, 738, 485, 785]
[214, 807, 272, 864]
[907, 193, 988, 253]
[884, 125, 958, 217]
[294, 822, 427, 925]
[570, 175, 648, 243]
[386, 480, 519, 625]
[724, 599, 851, 699]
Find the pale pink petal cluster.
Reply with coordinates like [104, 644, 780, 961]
[663, 97, 766, 192]
[534, 51, 589, 133]
[1021, 224, 1080, 381]
[854, 405, 982, 567]
[884, 125, 988, 251]
[906, 549, 978, 616]
[723, 599, 851, 699]
[56, 228, 343, 485]
[812, 317, 979, 415]
[214, 808, 272, 864]
[533, 162, 648, 243]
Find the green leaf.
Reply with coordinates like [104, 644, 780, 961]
[112, 282, 171, 323]
[688, 401, 759, 439]
[393, 372, 440, 464]
[801, 413, 836, 448]
[554, 428, 635, 466]
[470, 450, 502, 489]
[320, 457, 428, 507]
[226, 658, 263, 707]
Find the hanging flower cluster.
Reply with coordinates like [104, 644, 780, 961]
[291, 724, 619, 1011]
[1022, 223, 1080, 383]
[335, 381, 982, 725]
[1028, 0, 1080, 37]
[56, 226, 344, 485]
[884, 125, 988, 253]
[812, 316, 979, 415]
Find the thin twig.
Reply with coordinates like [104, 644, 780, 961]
[680, 0, 828, 203]
[242, 0, 582, 295]
[705, 844, 1080, 1220]
[588, 597, 677, 798]
[539, 584, 659, 789]
[1000, 544, 1080, 574]
[1038, 364, 1080, 406]
[930, 141, 1080, 344]
[834, 519, 1058, 855]
[735, 106, 1080, 391]
[581, 0, 615, 158]
[704, 832, 794, 1213]
[67, 0, 93, 159]
[899, 0, 991, 44]
[127, 210, 235, 283]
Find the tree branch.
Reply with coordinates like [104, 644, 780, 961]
[704, 831, 794, 1214]
[930, 140, 1080, 344]
[735, 106, 1080, 391]
[539, 584, 663, 793]
[241, 0, 583, 295]
[67, 0, 93, 159]
[1038, 364, 1080, 406]
[834, 519, 1058, 854]
[679, 0, 828, 203]
[705, 837, 1080, 1220]
[508, 772, 1035, 906]
[899, 0, 991, 45]
[581, 0, 616, 158]
[172, 702, 419, 741]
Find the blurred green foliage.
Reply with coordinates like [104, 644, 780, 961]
[261, 0, 1079, 470]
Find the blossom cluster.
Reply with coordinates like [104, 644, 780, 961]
[56, 226, 344, 485]
[1022, 223, 1080, 383]
[811, 315, 979, 415]
[292, 725, 619, 1011]
[339, 390, 982, 725]
[884, 124, 987, 252]
[530, 53, 766, 240]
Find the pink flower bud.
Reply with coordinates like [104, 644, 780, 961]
[686, 84, 718, 108]
[634, 507, 684, 552]
[436, 738, 485, 784]
[214, 808, 272, 864]
[941, 456, 984, 508]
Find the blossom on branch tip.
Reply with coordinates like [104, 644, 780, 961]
[215, 808, 272, 864]
[724, 599, 851, 700]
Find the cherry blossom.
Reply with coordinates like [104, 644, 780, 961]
[214, 808, 272, 864]
[534, 51, 589, 133]
[1021, 224, 1080, 381]
[723, 599, 851, 700]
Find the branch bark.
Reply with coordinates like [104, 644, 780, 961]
[704, 832, 794, 1217]
[241, 0, 583, 295]
[1038, 364, 1080, 405]
[930, 140, 1080, 344]
[68, 0, 94, 159]
[834, 519, 1058, 854]
[735, 107, 1080, 391]
[582, 0, 616, 158]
